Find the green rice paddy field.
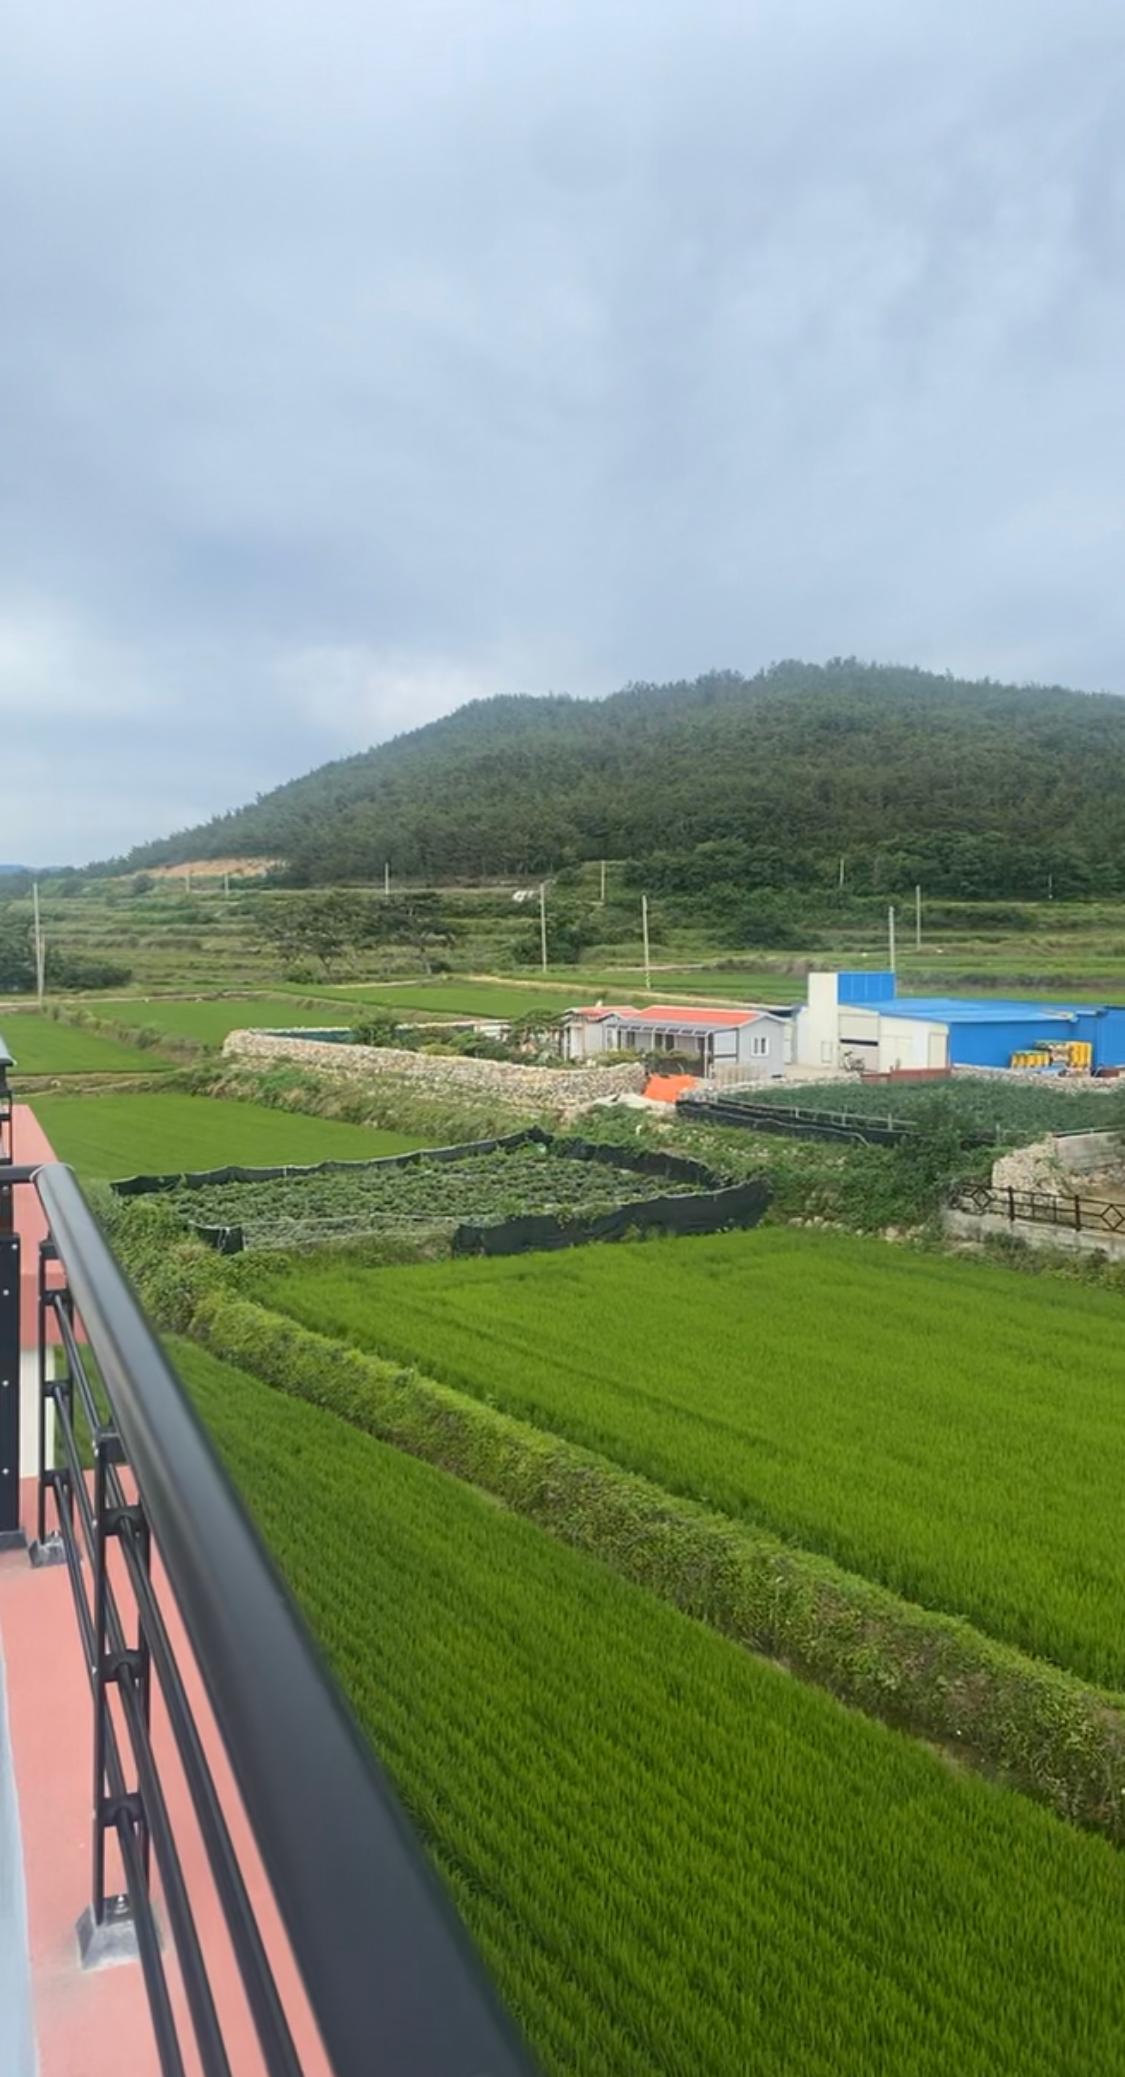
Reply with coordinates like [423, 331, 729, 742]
[1, 1011, 165, 1075]
[326, 980, 586, 1018]
[252, 1228, 1125, 1687]
[176, 1335, 1125, 2077]
[31, 1092, 422, 1178]
[94, 994, 351, 1044]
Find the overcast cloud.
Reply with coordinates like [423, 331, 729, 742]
[3, 0, 1124, 862]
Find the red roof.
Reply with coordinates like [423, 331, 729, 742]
[569, 1003, 760, 1029]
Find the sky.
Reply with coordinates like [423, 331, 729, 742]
[3, 0, 1125, 863]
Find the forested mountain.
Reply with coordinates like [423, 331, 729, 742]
[99, 661, 1125, 898]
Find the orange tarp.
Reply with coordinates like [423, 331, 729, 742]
[643, 1073, 700, 1103]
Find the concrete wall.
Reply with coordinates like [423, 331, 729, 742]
[992, 1130, 1123, 1195]
[224, 1029, 646, 1112]
[1054, 1130, 1125, 1174]
[796, 973, 840, 1066]
[944, 1206, 1125, 1261]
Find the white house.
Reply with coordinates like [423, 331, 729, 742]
[561, 1003, 788, 1079]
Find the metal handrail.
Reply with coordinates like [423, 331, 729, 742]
[8, 1160, 535, 2077]
[950, 1181, 1125, 1235]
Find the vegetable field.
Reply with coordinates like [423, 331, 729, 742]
[158, 1140, 715, 1248]
[253, 1227, 1125, 1686]
[739, 1074, 1125, 1141]
[31, 1092, 422, 1179]
[175, 1335, 1125, 2077]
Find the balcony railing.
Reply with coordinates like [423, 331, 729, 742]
[0, 1158, 536, 2077]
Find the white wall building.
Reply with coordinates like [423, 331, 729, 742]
[561, 1004, 788, 1079]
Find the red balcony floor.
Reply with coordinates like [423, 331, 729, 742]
[0, 1105, 333, 2075]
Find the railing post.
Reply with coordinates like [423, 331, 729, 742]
[92, 1435, 111, 1926]
[31, 1245, 67, 1566]
[1074, 1195, 1082, 1233]
[0, 1225, 21, 1548]
[36, 1239, 51, 1551]
[1007, 1186, 1015, 1223]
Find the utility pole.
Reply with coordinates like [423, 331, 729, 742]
[915, 884, 922, 951]
[384, 861, 391, 900]
[599, 858, 606, 905]
[223, 872, 230, 899]
[1047, 872, 1054, 901]
[539, 882, 548, 973]
[888, 904, 897, 975]
[641, 894, 652, 993]
[838, 855, 845, 893]
[32, 881, 45, 1005]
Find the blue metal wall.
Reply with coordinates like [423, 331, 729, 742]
[1094, 1007, 1125, 1069]
[947, 1018, 1073, 1068]
[838, 971, 896, 1004]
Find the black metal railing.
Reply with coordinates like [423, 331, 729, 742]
[1, 1159, 535, 2077]
[950, 1181, 1125, 1235]
[0, 1033, 13, 1209]
[676, 1094, 921, 1145]
[678, 1092, 999, 1150]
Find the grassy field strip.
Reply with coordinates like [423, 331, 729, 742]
[322, 981, 586, 1017]
[173, 1335, 1125, 2077]
[81, 995, 353, 1045]
[30, 1092, 424, 1178]
[0, 1011, 169, 1075]
[250, 1228, 1125, 1688]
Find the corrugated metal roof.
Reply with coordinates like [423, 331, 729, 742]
[869, 995, 1098, 1025]
[568, 1003, 763, 1029]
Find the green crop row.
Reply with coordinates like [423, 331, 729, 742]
[175, 1333, 1125, 2077]
[251, 1226, 1125, 1689]
[739, 1074, 1125, 1141]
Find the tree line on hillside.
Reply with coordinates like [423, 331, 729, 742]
[0, 911, 132, 993]
[88, 660, 1125, 901]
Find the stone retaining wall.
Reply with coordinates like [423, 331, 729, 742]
[223, 1029, 647, 1114]
[991, 1129, 1123, 1196]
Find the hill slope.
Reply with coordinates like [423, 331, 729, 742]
[101, 660, 1125, 896]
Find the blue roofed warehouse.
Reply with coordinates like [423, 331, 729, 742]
[794, 971, 1125, 1075]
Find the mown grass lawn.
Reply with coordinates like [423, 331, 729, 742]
[31, 1092, 423, 1179]
[252, 1226, 1125, 1687]
[1, 1011, 166, 1075]
[173, 1336, 1125, 2077]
